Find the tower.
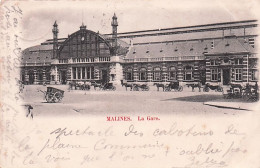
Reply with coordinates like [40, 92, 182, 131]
[111, 13, 118, 55]
[52, 21, 59, 59]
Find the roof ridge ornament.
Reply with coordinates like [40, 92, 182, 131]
[80, 23, 87, 30]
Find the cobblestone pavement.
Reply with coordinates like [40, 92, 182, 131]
[21, 84, 252, 117]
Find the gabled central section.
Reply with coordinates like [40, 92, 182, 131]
[58, 26, 111, 59]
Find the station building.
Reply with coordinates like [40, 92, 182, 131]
[20, 14, 258, 86]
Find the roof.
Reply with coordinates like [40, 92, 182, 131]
[126, 40, 213, 59]
[125, 35, 256, 59]
[206, 35, 255, 55]
[22, 44, 53, 64]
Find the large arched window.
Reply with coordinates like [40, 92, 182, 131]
[125, 68, 133, 81]
[184, 66, 194, 81]
[139, 67, 147, 81]
[168, 66, 177, 81]
[153, 67, 161, 81]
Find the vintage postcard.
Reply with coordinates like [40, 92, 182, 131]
[0, 0, 260, 167]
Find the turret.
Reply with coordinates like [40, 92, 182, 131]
[111, 13, 118, 55]
[52, 21, 59, 59]
[80, 23, 86, 30]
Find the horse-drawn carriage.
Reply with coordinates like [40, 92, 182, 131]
[186, 82, 202, 92]
[164, 81, 183, 92]
[121, 80, 149, 91]
[69, 81, 91, 90]
[223, 83, 259, 101]
[101, 83, 116, 91]
[41, 87, 64, 103]
[90, 81, 116, 91]
[203, 83, 223, 92]
[132, 83, 150, 91]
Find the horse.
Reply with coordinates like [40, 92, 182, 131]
[153, 83, 165, 91]
[186, 82, 202, 92]
[68, 81, 77, 90]
[120, 80, 133, 91]
[82, 81, 91, 90]
[90, 81, 102, 90]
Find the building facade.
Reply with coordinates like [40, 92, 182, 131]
[20, 15, 258, 86]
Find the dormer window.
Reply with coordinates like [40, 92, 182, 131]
[190, 48, 193, 51]
[174, 47, 178, 52]
[204, 45, 208, 50]
[146, 49, 149, 53]
[133, 49, 136, 54]
[160, 48, 163, 52]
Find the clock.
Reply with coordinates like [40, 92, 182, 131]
[81, 36, 85, 41]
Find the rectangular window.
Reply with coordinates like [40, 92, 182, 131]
[126, 72, 133, 81]
[169, 72, 177, 81]
[211, 69, 218, 81]
[184, 71, 193, 81]
[235, 69, 242, 81]
[77, 68, 81, 79]
[91, 67, 94, 79]
[153, 72, 161, 81]
[210, 60, 217, 66]
[235, 58, 243, 65]
[249, 38, 254, 48]
[72, 67, 76, 79]
[139, 72, 146, 81]
[251, 70, 258, 81]
[82, 67, 85, 79]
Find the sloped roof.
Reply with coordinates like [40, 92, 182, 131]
[22, 44, 53, 64]
[126, 40, 213, 59]
[206, 35, 255, 55]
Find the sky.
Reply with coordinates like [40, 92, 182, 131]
[18, 0, 260, 49]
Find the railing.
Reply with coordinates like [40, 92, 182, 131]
[124, 56, 205, 63]
[21, 62, 51, 66]
[56, 57, 111, 64]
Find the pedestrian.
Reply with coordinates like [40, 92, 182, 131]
[24, 104, 34, 119]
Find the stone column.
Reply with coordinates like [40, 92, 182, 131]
[94, 66, 100, 80]
[42, 69, 46, 84]
[33, 69, 37, 84]
[133, 63, 138, 82]
[25, 69, 29, 84]
[162, 62, 167, 82]
[177, 62, 183, 83]
[193, 61, 199, 82]
[205, 59, 211, 83]
[147, 63, 153, 82]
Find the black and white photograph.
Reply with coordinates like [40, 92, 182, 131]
[0, 0, 260, 167]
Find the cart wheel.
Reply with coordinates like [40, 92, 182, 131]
[112, 86, 116, 91]
[217, 87, 223, 92]
[54, 92, 63, 102]
[178, 86, 183, 92]
[203, 87, 209, 92]
[145, 86, 150, 91]
[46, 94, 53, 103]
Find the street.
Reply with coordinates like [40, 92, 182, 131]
[21, 84, 249, 118]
